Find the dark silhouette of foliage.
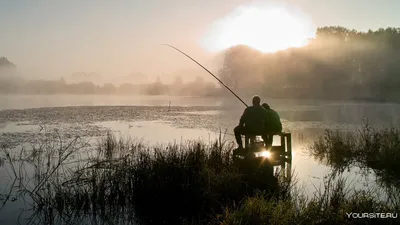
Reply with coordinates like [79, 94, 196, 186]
[0, 57, 16, 68]
[2, 26, 400, 100]
[218, 26, 400, 102]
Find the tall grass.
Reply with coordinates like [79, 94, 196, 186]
[1, 127, 399, 225]
[216, 176, 398, 225]
[311, 123, 400, 191]
[1, 131, 283, 225]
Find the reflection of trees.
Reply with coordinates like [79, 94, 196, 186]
[310, 125, 400, 195]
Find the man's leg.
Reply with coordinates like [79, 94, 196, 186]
[234, 126, 244, 149]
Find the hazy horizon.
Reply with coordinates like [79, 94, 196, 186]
[1, 0, 400, 82]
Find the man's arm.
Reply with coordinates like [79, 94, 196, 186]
[239, 108, 248, 127]
[276, 112, 282, 132]
[273, 111, 282, 132]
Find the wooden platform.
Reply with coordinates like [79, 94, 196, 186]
[243, 132, 292, 180]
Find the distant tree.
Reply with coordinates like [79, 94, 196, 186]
[0, 57, 16, 68]
[218, 45, 265, 96]
[0, 57, 17, 78]
[173, 76, 183, 86]
[119, 83, 135, 94]
[146, 76, 168, 95]
[100, 83, 116, 94]
[59, 76, 66, 84]
[194, 76, 205, 85]
[218, 26, 400, 101]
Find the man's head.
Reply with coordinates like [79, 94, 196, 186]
[252, 95, 261, 106]
[262, 103, 270, 110]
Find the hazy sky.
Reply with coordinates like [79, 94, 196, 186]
[1, 0, 399, 81]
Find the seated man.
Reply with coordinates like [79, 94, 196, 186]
[262, 103, 282, 148]
[234, 95, 268, 151]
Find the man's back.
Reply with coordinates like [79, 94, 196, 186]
[240, 105, 268, 134]
[265, 108, 282, 133]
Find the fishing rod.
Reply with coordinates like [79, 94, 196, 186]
[161, 44, 248, 107]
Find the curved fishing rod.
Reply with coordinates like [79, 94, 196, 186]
[161, 44, 248, 107]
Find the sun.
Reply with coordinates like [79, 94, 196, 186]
[202, 4, 315, 53]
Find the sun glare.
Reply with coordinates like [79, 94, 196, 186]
[202, 4, 315, 53]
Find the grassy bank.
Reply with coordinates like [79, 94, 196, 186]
[311, 123, 400, 190]
[1, 129, 399, 225]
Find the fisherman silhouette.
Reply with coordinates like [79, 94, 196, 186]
[233, 95, 268, 151]
[262, 103, 282, 148]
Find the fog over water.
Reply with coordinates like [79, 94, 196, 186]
[0, 93, 399, 224]
[1, 94, 399, 181]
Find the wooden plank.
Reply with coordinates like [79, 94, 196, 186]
[287, 133, 292, 159]
[280, 134, 285, 152]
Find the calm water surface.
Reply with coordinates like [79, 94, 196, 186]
[1, 94, 399, 224]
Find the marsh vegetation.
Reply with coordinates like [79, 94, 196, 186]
[1, 124, 399, 224]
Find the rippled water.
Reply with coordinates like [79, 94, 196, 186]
[1, 94, 400, 224]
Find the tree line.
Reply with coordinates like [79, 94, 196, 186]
[218, 26, 400, 102]
[0, 75, 219, 96]
[2, 26, 400, 100]
[0, 56, 219, 96]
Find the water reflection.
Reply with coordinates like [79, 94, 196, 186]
[1, 96, 400, 223]
[0, 95, 223, 110]
[308, 126, 400, 201]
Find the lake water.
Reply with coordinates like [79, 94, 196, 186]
[1, 94, 400, 224]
